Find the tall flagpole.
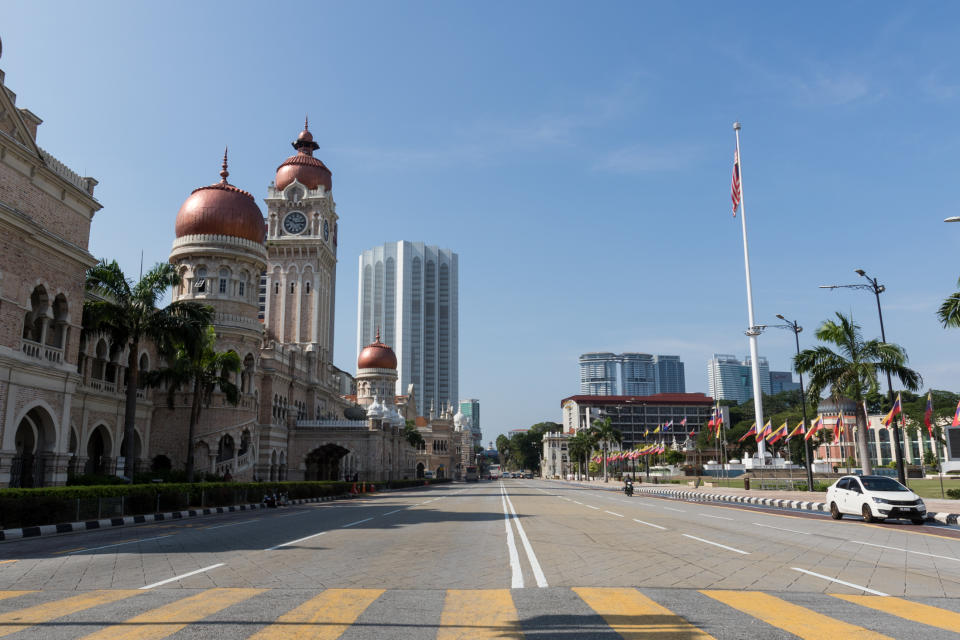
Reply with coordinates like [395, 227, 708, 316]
[734, 121, 767, 463]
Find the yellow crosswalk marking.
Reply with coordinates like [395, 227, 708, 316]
[248, 588, 383, 640]
[0, 591, 35, 601]
[574, 587, 714, 639]
[0, 561, 16, 565]
[833, 594, 960, 633]
[77, 587, 263, 640]
[0, 589, 140, 638]
[437, 589, 523, 640]
[701, 590, 892, 640]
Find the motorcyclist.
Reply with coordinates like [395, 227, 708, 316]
[623, 477, 634, 496]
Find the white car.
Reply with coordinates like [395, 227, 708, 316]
[826, 475, 926, 524]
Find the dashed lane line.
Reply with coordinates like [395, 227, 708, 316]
[753, 522, 811, 535]
[682, 534, 749, 555]
[342, 517, 373, 528]
[65, 534, 174, 555]
[699, 514, 734, 521]
[605, 511, 624, 517]
[585, 505, 600, 510]
[791, 567, 889, 596]
[663, 507, 685, 513]
[265, 531, 326, 551]
[633, 518, 667, 530]
[852, 540, 960, 562]
[140, 563, 226, 590]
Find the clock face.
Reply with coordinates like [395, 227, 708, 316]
[323, 219, 329, 241]
[283, 211, 307, 235]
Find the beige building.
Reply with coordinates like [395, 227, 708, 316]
[0, 51, 419, 487]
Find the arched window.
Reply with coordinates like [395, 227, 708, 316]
[275, 282, 280, 295]
[305, 281, 311, 294]
[219, 268, 230, 294]
[290, 281, 296, 294]
[196, 267, 207, 293]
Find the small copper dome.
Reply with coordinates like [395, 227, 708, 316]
[175, 149, 265, 244]
[275, 118, 332, 191]
[358, 329, 397, 370]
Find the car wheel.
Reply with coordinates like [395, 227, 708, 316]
[861, 504, 876, 523]
[912, 518, 926, 525]
[830, 502, 842, 520]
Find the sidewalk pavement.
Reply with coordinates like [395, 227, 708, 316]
[552, 477, 960, 525]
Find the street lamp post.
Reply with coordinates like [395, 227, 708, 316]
[820, 270, 908, 485]
[774, 314, 815, 492]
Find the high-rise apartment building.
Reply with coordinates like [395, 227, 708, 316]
[707, 354, 772, 403]
[459, 398, 481, 441]
[357, 242, 458, 416]
[770, 371, 800, 394]
[579, 352, 685, 395]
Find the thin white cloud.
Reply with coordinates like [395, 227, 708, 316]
[594, 144, 701, 174]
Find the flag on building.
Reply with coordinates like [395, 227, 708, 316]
[925, 392, 934, 438]
[688, 429, 695, 437]
[883, 393, 902, 427]
[681, 418, 687, 427]
[644, 429, 649, 438]
[756, 420, 772, 443]
[664, 421, 674, 431]
[653, 425, 661, 434]
[731, 150, 741, 217]
[738, 422, 757, 443]
[786, 420, 805, 440]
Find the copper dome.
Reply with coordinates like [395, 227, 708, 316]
[275, 119, 332, 192]
[175, 150, 265, 244]
[358, 330, 397, 370]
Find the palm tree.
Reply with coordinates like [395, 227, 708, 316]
[589, 417, 621, 482]
[495, 434, 511, 468]
[794, 312, 922, 476]
[146, 326, 241, 482]
[937, 283, 960, 328]
[84, 260, 212, 481]
[567, 431, 593, 480]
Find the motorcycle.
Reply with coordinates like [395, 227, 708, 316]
[623, 479, 634, 497]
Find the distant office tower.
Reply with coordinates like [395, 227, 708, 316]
[770, 371, 800, 394]
[460, 398, 481, 439]
[579, 352, 685, 395]
[358, 242, 458, 417]
[707, 354, 772, 403]
[579, 353, 619, 395]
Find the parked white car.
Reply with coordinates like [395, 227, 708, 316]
[826, 475, 926, 524]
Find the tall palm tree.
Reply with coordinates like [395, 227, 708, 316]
[84, 260, 212, 481]
[589, 417, 621, 482]
[567, 431, 593, 480]
[794, 312, 922, 476]
[938, 283, 960, 328]
[146, 326, 241, 482]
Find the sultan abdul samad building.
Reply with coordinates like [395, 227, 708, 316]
[0, 47, 471, 487]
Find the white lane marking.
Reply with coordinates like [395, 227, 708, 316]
[633, 519, 667, 530]
[140, 563, 225, 590]
[265, 531, 326, 550]
[573, 501, 583, 505]
[791, 567, 889, 597]
[754, 522, 810, 535]
[585, 505, 600, 510]
[205, 519, 262, 529]
[663, 507, 685, 513]
[699, 514, 734, 521]
[852, 540, 960, 562]
[502, 483, 548, 588]
[384, 509, 404, 516]
[500, 488, 523, 588]
[342, 517, 373, 528]
[682, 534, 750, 555]
[605, 511, 624, 517]
[278, 511, 311, 518]
[69, 534, 173, 554]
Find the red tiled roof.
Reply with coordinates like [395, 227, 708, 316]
[560, 393, 714, 407]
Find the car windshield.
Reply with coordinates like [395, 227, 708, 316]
[860, 477, 909, 492]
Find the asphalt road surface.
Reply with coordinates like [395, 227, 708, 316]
[2, 478, 960, 638]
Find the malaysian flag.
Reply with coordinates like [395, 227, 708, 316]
[731, 150, 741, 217]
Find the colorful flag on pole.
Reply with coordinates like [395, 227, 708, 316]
[731, 150, 741, 217]
[664, 421, 673, 431]
[953, 399, 960, 427]
[707, 409, 716, 428]
[924, 392, 934, 438]
[738, 422, 757, 443]
[681, 418, 687, 427]
[688, 429, 695, 437]
[805, 415, 824, 441]
[757, 420, 772, 442]
[834, 414, 844, 440]
[786, 420, 805, 440]
[653, 425, 661, 434]
[883, 393, 902, 427]
[767, 421, 788, 444]
[644, 429, 649, 438]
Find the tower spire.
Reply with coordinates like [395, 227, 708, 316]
[219, 146, 229, 183]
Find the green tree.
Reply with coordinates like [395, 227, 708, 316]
[146, 326, 241, 482]
[664, 449, 684, 466]
[794, 312, 922, 476]
[567, 431, 595, 480]
[403, 420, 425, 449]
[495, 434, 511, 466]
[84, 260, 212, 481]
[589, 417, 621, 481]
[937, 282, 960, 329]
[508, 422, 561, 473]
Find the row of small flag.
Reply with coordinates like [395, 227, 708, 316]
[592, 443, 669, 462]
[640, 418, 689, 438]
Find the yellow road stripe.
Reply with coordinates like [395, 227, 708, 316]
[53, 548, 87, 555]
[248, 588, 383, 640]
[574, 587, 713, 639]
[437, 589, 523, 640]
[78, 588, 263, 640]
[0, 591, 35, 601]
[833, 594, 960, 633]
[701, 590, 891, 640]
[0, 561, 16, 565]
[0, 589, 141, 638]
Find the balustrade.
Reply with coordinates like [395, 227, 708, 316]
[20, 339, 63, 364]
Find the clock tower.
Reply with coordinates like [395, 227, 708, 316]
[262, 121, 338, 365]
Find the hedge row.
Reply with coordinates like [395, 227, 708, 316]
[0, 478, 450, 529]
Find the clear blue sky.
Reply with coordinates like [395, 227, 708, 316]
[4, 2, 960, 445]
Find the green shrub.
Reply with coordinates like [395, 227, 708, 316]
[947, 488, 960, 500]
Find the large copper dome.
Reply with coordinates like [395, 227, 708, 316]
[358, 330, 397, 370]
[275, 119, 332, 191]
[175, 150, 265, 244]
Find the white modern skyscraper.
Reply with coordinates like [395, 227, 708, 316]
[579, 352, 686, 395]
[357, 242, 458, 417]
[707, 354, 771, 403]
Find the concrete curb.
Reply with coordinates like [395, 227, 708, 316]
[0, 494, 347, 542]
[554, 480, 960, 525]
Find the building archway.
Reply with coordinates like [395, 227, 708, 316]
[304, 444, 350, 481]
[85, 424, 112, 475]
[416, 462, 425, 479]
[11, 406, 56, 487]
